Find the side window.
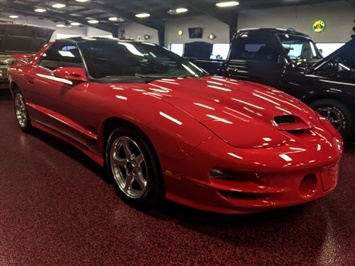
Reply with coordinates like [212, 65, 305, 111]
[230, 33, 278, 62]
[39, 42, 83, 70]
[277, 33, 322, 60]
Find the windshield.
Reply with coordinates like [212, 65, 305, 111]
[277, 33, 322, 61]
[77, 40, 207, 80]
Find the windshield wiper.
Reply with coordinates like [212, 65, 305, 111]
[135, 73, 190, 79]
[135, 73, 207, 80]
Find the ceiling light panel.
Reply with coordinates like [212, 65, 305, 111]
[216, 1, 240, 7]
[135, 13, 150, 18]
[87, 19, 99, 24]
[34, 8, 47, 13]
[176, 8, 188, 13]
[52, 3, 66, 8]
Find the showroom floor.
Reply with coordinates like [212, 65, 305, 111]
[1, 90, 354, 265]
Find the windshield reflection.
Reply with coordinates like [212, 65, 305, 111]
[77, 40, 207, 80]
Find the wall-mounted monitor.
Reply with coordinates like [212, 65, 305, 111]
[188, 27, 203, 38]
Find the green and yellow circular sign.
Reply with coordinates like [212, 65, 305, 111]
[313, 20, 326, 33]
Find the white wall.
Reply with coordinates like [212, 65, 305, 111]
[86, 27, 112, 38]
[118, 1, 354, 46]
[238, 1, 355, 43]
[165, 15, 231, 45]
[118, 22, 159, 43]
[116, 16, 231, 47]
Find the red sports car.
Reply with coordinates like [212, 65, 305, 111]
[8, 37, 343, 214]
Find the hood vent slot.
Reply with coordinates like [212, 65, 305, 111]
[274, 115, 311, 132]
[274, 115, 295, 125]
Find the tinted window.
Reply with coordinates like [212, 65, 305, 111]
[229, 33, 278, 62]
[77, 40, 206, 79]
[39, 42, 83, 70]
[277, 33, 322, 60]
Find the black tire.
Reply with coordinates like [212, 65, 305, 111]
[13, 89, 32, 132]
[106, 126, 164, 210]
[310, 99, 355, 141]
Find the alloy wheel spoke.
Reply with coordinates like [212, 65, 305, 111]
[135, 171, 147, 190]
[124, 172, 135, 191]
[112, 155, 127, 168]
[122, 138, 133, 158]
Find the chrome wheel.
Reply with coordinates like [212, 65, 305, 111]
[106, 126, 164, 209]
[13, 90, 31, 132]
[14, 92, 28, 128]
[110, 136, 148, 199]
[315, 106, 344, 131]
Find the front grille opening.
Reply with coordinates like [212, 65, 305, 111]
[219, 190, 267, 200]
[274, 115, 295, 125]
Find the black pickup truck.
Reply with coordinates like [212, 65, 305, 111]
[187, 28, 355, 142]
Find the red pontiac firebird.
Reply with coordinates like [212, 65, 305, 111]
[8, 37, 343, 214]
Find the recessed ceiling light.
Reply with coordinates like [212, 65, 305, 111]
[135, 13, 150, 18]
[75, 0, 90, 2]
[34, 8, 46, 13]
[52, 3, 66, 8]
[70, 22, 80, 26]
[109, 17, 124, 22]
[216, 1, 239, 7]
[168, 8, 188, 15]
[176, 8, 188, 13]
[9, 15, 18, 18]
[87, 19, 99, 24]
[56, 23, 65, 27]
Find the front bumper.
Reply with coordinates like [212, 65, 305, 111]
[162, 131, 342, 214]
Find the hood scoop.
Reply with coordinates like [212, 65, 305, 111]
[274, 115, 311, 132]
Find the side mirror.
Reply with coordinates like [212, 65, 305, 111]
[53, 67, 88, 82]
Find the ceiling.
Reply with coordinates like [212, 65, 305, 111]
[0, 0, 353, 43]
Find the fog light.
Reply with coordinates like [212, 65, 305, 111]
[210, 169, 230, 178]
[299, 174, 317, 199]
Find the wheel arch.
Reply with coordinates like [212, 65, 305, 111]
[302, 91, 355, 112]
[9, 81, 20, 96]
[102, 117, 163, 171]
[302, 91, 355, 141]
[102, 117, 166, 198]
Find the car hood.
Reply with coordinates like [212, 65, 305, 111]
[0, 24, 54, 54]
[310, 39, 355, 73]
[148, 76, 320, 148]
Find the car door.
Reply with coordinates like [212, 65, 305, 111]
[25, 41, 89, 146]
[222, 31, 286, 88]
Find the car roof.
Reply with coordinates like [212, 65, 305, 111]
[55, 36, 154, 46]
[236, 27, 311, 38]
